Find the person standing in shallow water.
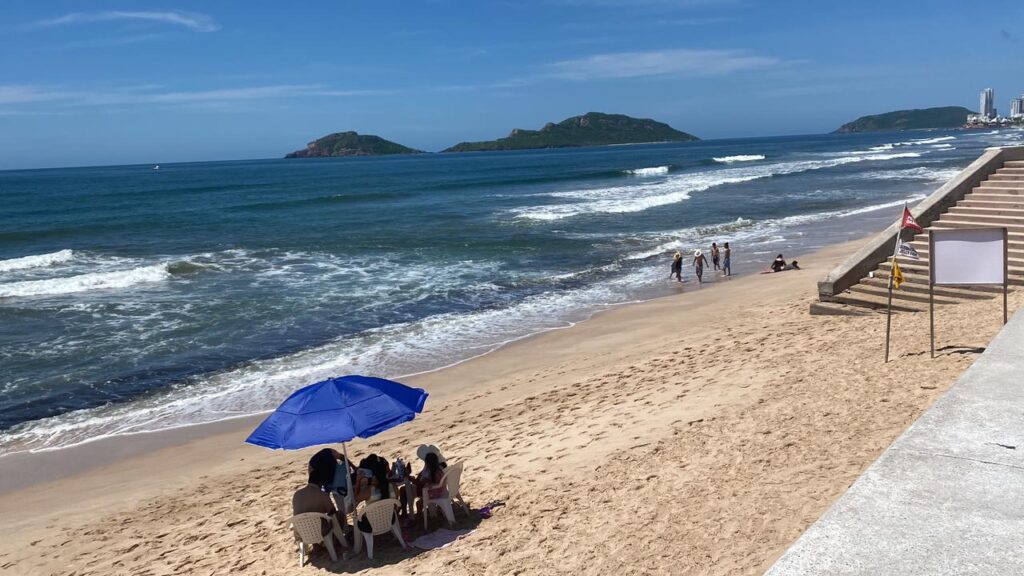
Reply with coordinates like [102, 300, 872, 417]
[722, 242, 732, 276]
[692, 250, 709, 284]
[670, 251, 683, 282]
[710, 243, 721, 271]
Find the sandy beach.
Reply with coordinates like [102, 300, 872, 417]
[0, 236, 1016, 576]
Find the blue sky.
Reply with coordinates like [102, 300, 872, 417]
[1, 0, 1022, 169]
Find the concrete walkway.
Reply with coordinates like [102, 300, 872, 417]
[766, 310, 1024, 575]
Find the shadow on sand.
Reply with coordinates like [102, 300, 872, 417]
[307, 507, 486, 573]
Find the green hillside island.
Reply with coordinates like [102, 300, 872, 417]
[285, 131, 422, 158]
[443, 112, 699, 152]
[834, 106, 975, 133]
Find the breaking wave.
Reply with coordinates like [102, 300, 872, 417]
[512, 151, 925, 221]
[713, 154, 765, 163]
[623, 166, 671, 176]
[0, 263, 173, 298]
[0, 249, 75, 273]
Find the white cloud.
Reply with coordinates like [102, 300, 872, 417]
[0, 84, 392, 108]
[33, 10, 219, 33]
[547, 48, 779, 80]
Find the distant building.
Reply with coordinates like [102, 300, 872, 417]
[1012, 95, 1024, 120]
[981, 88, 995, 119]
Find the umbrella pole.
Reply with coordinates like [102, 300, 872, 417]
[342, 442, 354, 516]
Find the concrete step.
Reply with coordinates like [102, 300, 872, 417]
[948, 206, 1024, 218]
[966, 194, 1024, 204]
[896, 248, 1024, 268]
[996, 167, 1024, 174]
[826, 291, 923, 312]
[957, 199, 1024, 210]
[977, 182, 1024, 192]
[847, 282, 960, 305]
[859, 276, 996, 299]
[988, 174, 1024, 181]
[927, 220, 1024, 234]
[1004, 160, 1024, 167]
[876, 260, 1024, 282]
[934, 213, 1024, 227]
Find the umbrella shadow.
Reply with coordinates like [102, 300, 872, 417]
[309, 506, 486, 573]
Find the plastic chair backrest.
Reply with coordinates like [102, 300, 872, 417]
[444, 462, 464, 498]
[360, 498, 399, 535]
[290, 513, 326, 545]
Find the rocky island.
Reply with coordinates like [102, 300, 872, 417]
[443, 112, 699, 152]
[834, 106, 974, 133]
[285, 131, 422, 158]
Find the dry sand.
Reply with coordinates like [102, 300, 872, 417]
[0, 238, 1016, 576]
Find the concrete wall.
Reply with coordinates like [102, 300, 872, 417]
[818, 146, 1024, 299]
[765, 309, 1024, 575]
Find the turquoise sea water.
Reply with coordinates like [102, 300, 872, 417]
[2, 128, 1022, 453]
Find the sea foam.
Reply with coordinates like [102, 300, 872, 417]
[712, 154, 765, 163]
[0, 249, 74, 273]
[623, 166, 670, 176]
[0, 263, 171, 298]
[512, 151, 925, 221]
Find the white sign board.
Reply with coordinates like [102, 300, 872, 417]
[931, 227, 1006, 285]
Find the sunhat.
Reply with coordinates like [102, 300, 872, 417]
[694, 249, 702, 257]
[416, 444, 447, 464]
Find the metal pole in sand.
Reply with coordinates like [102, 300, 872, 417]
[884, 209, 904, 363]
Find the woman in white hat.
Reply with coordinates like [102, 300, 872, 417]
[692, 249, 709, 284]
[414, 444, 449, 519]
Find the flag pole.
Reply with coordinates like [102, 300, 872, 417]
[884, 205, 906, 363]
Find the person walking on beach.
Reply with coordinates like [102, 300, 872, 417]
[710, 243, 721, 271]
[722, 242, 732, 276]
[693, 249, 709, 284]
[670, 251, 683, 282]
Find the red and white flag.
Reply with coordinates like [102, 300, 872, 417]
[900, 206, 923, 233]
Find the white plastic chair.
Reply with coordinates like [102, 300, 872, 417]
[353, 498, 405, 559]
[422, 461, 468, 530]
[289, 512, 340, 567]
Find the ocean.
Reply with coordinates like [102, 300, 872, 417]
[2, 128, 1022, 454]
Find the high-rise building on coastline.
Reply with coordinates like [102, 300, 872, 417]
[1012, 95, 1024, 120]
[981, 88, 995, 119]
[966, 87, 1023, 126]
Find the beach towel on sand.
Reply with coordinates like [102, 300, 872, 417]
[411, 528, 475, 550]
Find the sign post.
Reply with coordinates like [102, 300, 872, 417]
[928, 227, 1008, 358]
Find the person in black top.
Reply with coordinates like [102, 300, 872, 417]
[770, 254, 786, 273]
[669, 251, 683, 282]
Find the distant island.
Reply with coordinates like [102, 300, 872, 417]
[834, 106, 975, 133]
[285, 131, 422, 158]
[443, 112, 699, 153]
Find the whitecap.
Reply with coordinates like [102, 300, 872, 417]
[712, 154, 765, 163]
[0, 263, 171, 298]
[511, 151, 926, 221]
[623, 166, 670, 176]
[0, 249, 75, 273]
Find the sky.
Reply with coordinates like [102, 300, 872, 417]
[1, 0, 1023, 169]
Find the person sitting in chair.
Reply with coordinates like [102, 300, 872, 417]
[293, 462, 345, 546]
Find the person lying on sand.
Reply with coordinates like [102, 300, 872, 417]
[761, 255, 801, 274]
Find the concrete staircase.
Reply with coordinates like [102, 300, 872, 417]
[828, 159, 1024, 312]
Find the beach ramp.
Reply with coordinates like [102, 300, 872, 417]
[764, 308, 1024, 575]
[820, 146, 1024, 312]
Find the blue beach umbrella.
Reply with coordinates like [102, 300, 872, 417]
[245, 375, 428, 502]
[246, 375, 428, 450]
